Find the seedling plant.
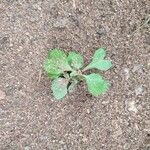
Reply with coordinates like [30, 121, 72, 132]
[43, 48, 112, 100]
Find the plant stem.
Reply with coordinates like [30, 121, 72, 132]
[82, 66, 88, 72]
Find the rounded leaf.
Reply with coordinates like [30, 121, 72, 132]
[47, 49, 66, 59]
[51, 78, 69, 100]
[92, 48, 106, 62]
[67, 51, 83, 69]
[43, 49, 72, 77]
[84, 73, 109, 96]
[83, 48, 112, 71]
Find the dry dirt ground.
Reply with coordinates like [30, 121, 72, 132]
[0, 0, 150, 150]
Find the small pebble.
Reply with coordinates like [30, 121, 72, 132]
[10, 43, 13, 47]
[53, 18, 68, 28]
[96, 26, 106, 36]
[135, 85, 144, 95]
[128, 101, 138, 113]
[124, 68, 130, 80]
[132, 64, 142, 73]
[0, 90, 6, 100]
[147, 146, 150, 150]
[86, 109, 91, 114]
[82, 137, 88, 142]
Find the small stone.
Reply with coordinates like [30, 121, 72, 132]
[24, 146, 30, 150]
[132, 64, 142, 73]
[0, 90, 6, 100]
[10, 43, 13, 47]
[135, 85, 144, 95]
[25, 32, 30, 36]
[86, 109, 91, 114]
[147, 146, 150, 150]
[128, 101, 138, 113]
[18, 46, 23, 51]
[82, 137, 88, 142]
[59, 140, 65, 144]
[134, 123, 139, 130]
[123, 68, 130, 80]
[124, 143, 131, 149]
[96, 26, 106, 36]
[102, 100, 109, 104]
[53, 18, 68, 28]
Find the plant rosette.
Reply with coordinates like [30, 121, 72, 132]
[43, 48, 112, 100]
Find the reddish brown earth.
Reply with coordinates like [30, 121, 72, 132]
[0, 0, 150, 150]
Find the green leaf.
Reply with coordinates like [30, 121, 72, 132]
[92, 48, 106, 62]
[43, 49, 72, 77]
[83, 73, 109, 96]
[47, 49, 66, 59]
[47, 73, 60, 79]
[84, 60, 112, 71]
[67, 51, 83, 69]
[83, 48, 112, 71]
[51, 78, 69, 100]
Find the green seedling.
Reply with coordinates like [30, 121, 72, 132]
[43, 48, 112, 100]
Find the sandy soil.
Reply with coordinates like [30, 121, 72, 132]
[0, 0, 150, 149]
